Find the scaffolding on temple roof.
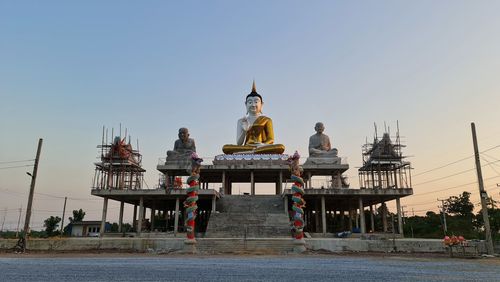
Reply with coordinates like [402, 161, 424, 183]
[92, 126, 145, 190]
[358, 122, 412, 189]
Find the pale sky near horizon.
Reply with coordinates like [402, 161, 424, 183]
[1, 1, 500, 230]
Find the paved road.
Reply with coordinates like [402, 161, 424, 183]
[1, 255, 499, 281]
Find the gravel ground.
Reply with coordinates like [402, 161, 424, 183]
[1, 254, 499, 281]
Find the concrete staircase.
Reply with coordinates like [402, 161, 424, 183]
[204, 195, 291, 238]
[196, 238, 295, 254]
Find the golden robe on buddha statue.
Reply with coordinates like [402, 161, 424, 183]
[222, 82, 285, 154]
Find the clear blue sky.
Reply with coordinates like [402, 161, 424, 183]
[1, 1, 500, 229]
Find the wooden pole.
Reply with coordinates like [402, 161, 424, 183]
[471, 122, 494, 255]
[60, 197, 67, 236]
[21, 138, 43, 251]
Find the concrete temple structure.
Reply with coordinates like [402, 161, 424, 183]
[91, 84, 413, 248]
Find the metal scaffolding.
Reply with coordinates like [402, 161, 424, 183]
[92, 126, 145, 190]
[358, 123, 412, 189]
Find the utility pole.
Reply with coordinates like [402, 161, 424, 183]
[60, 197, 67, 236]
[17, 138, 43, 252]
[16, 208, 22, 238]
[401, 205, 407, 224]
[438, 199, 448, 235]
[410, 208, 415, 238]
[1, 208, 6, 232]
[471, 123, 494, 255]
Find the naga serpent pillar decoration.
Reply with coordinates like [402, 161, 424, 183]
[184, 152, 203, 244]
[288, 151, 307, 252]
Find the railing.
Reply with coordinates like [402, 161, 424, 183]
[158, 156, 349, 166]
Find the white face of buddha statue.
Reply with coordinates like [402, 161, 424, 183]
[246, 96, 263, 115]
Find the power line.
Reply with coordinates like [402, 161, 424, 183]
[413, 159, 500, 186]
[0, 159, 34, 164]
[413, 168, 476, 186]
[412, 144, 500, 178]
[480, 154, 500, 176]
[412, 175, 500, 197]
[0, 187, 100, 202]
[0, 164, 34, 170]
[413, 155, 473, 177]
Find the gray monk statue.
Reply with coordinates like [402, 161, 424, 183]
[167, 127, 196, 161]
[308, 122, 338, 158]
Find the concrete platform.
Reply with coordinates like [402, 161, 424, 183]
[0, 238, 489, 255]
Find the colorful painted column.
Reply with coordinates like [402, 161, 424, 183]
[184, 153, 203, 244]
[288, 151, 307, 252]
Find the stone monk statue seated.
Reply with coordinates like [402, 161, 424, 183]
[308, 122, 338, 157]
[167, 127, 196, 161]
[222, 82, 285, 154]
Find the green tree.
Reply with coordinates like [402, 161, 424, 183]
[475, 198, 500, 240]
[43, 216, 61, 237]
[444, 191, 474, 217]
[69, 209, 86, 223]
[63, 209, 86, 235]
[403, 211, 444, 239]
[442, 191, 478, 238]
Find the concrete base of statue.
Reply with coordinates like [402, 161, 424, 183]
[303, 156, 341, 165]
[292, 238, 307, 253]
[213, 154, 289, 165]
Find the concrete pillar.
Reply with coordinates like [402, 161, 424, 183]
[174, 197, 180, 237]
[315, 200, 320, 232]
[212, 195, 216, 212]
[250, 170, 255, 195]
[348, 209, 353, 231]
[359, 197, 366, 234]
[355, 209, 359, 229]
[339, 209, 344, 230]
[396, 197, 403, 235]
[276, 171, 283, 195]
[382, 202, 388, 232]
[133, 204, 137, 232]
[99, 197, 108, 237]
[307, 171, 312, 188]
[150, 202, 156, 231]
[370, 205, 375, 233]
[164, 208, 169, 232]
[137, 196, 144, 236]
[164, 172, 169, 189]
[284, 196, 288, 216]
[118, 201, 124, 233]
[321, 196, 327, 235]
[336, 172, 342, 188]
[393, 170, 398, 188]
[222, 170, 226, 194]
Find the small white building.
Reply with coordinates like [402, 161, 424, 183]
[70, 221, 110, 237]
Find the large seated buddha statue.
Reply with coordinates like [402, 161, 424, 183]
[222, 82, 285, 154]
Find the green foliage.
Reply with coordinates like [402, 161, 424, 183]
[403, 211, 443, 238]
[444, 191, 474, 217]
[402, 192, 499, 240]
[0, 231, 18, 239]
[69, 209, 86, 223]
[475, 198, 500, 241]
[43, 216, 61, 237]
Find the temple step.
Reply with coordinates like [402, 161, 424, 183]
[196, 238, 295, 254]
[205, 195, 291, 238]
